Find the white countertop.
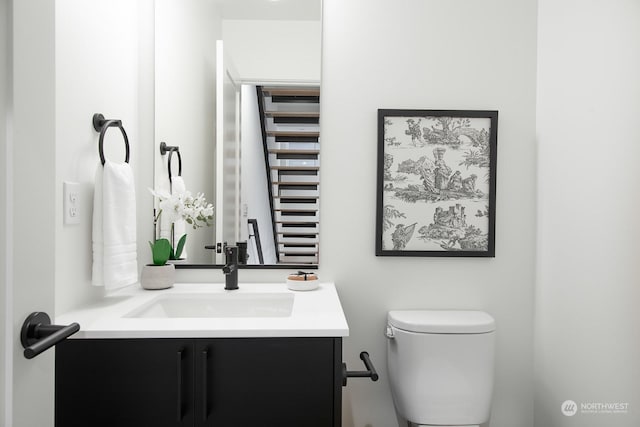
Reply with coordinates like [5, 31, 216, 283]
[56, 282, 349, 339]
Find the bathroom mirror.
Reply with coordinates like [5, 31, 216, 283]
[154, 0, 322, 267]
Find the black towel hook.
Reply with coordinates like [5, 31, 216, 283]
[160, 141, 182, 184]
[93, 113, 130, 166]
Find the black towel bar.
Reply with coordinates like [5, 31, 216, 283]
[93, 113, 130, 165]
[160, 141, 182, 184]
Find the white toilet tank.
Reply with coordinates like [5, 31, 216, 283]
[386, 310, 496, 426]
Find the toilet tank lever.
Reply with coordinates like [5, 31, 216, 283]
[385, 325, 395, 339]
[342, 351, 379, 386]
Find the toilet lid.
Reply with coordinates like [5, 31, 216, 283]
[388, 310, 495, 334]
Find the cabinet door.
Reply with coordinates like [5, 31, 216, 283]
[56, 339, 194, 427]
[196, 338, 339, 427]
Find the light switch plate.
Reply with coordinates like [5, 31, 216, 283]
[63, 181, 80, 225]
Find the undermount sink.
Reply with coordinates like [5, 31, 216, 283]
[55, 283, 349, 338]
[124, 293, 295, 319]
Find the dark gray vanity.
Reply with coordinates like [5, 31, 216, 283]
[52, 283, 351, 427]
[56, 337, 342, 427]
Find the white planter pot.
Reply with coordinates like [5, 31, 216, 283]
[140, 264, 175, 290]
[166, 258, 187, 265]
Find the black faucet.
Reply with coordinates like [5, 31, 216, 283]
[222, 246, 239, 290]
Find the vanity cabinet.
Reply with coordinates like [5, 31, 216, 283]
[55, 337, 342, 427]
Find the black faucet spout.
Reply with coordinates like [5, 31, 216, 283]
[223, 246, 239, 290]
[222, 264, 236, 275]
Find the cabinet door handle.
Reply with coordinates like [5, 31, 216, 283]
[177, 350, 184, 422]
[202, 349, 209, 421]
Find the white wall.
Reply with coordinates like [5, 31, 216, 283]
[155, 0, 221, 264]
[176, 2, 539, 427]
[320, 0, 537, 426]
[222, 19, 321, 83]
[535, 1, 640, 426]
[15, 2, 638, 427]
[0, 0, 8, 421]
[54, 0, 155, 314]
[11, 1, 56, 425]
[240, 85, 277, 264]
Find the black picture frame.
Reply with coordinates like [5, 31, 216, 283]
[376, 109, 498, 257]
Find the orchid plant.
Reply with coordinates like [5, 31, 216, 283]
[150, 189, 214, 262]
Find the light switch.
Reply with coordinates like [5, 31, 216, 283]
[63, 181, 80, 225]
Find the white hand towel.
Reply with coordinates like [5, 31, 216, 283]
[157, 166, 172, 241]
[92, 160, 138, 290]
[170, 176, 188, 260]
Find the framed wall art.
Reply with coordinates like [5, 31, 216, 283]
[376, 109, 498, 257]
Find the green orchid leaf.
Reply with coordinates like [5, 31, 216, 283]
[150, 238, 171, 265]
[174, 234, 187, 259]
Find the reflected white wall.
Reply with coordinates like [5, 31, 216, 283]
[223, 19, 321, 83]
[240, 85, 277, 264]
[155, 0, 222, 264]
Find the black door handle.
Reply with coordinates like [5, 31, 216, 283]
[20, 312, 80, 359]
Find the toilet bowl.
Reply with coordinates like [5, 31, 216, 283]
[386, 310, 496, 427]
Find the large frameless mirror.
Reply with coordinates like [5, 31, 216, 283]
[154, 0, 322, 267]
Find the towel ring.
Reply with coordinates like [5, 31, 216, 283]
[93, 113, 130, 166]
[160, 142, 182, 184]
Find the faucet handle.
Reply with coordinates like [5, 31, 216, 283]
[225, 245, 238, 258]
[224, 246, 239, 269]
[222, 246, 239, 290]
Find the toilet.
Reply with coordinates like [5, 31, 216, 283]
[386, 310, 496, 427]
